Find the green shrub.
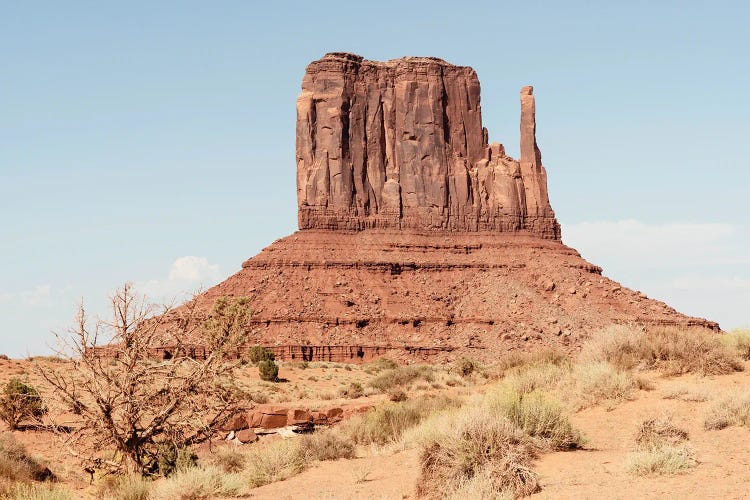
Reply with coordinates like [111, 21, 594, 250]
[0, 378, 47, 430]
[248, 346, 275, 364]
[258, 360, 279, 382]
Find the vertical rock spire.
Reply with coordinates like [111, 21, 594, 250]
[519, 86, 542, 170]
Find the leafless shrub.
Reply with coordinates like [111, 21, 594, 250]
[38, 284, 250, 475]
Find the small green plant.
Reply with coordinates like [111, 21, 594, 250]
[248, 346, 275, 364]
[258, 359, 280, 382]
[0, 378, 47, 430]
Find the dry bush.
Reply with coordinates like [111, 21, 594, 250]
[96, 474, 151, 500]
[503, 362, 569, 396]
[494, 349, 568, 376]
[445, 470, 514, 500]
[151, 466, 245, 499]
[38, 285, 250, 475]
[626, 414, 695, 476]
[704, 392, 750, 430]
[573, 362, 636, 408]
[342, 395, 460, 445]
[721, 329, 750, 360]
[212, 447, 247, 473]
[487, 388, 584, 450]
[626, 445, 697, 476]
[4, 482, 75, 500]
[634, 415, 689, 449]
[368, 365, 435, 392]
[417, 407, 540, 499]
[387, 388, 408, 402]
[0, 435, 54, 484]
[243, 439, 306, 487]
[660, 385, 709, 402]
[337, 382, 364, 399]
[362, 357, 398, 375]
[453, 357, 479, 377]
[299, 430, 356, 461]
[581, 325, 742, 375]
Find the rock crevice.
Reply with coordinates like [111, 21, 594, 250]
[296, 52, 560, 238]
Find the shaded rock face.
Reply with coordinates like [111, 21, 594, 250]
[296, 52, 559, 238]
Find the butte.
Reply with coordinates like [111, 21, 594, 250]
[168, 52, 717, 363]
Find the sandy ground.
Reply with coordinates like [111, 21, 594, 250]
[4, 358, 750, 498]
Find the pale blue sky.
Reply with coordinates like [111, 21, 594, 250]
[2, 1, 748, 357]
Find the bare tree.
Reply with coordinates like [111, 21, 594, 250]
[38, 284, 250, 474]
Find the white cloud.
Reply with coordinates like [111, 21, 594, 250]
[562, 220, 750, 330]
[136, 256, 222, 300]
[168, 256, 221, 282]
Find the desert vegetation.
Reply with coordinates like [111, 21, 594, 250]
[1, 322, 750, 498]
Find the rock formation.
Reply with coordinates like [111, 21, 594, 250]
[148, 52, 718, 363]
[296, 53, 559, 238]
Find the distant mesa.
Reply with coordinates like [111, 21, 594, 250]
[148, 53, 717, 363]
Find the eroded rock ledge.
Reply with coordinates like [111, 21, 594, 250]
[296, 52, 559, 238]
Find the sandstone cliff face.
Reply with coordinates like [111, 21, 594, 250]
[296, 53, 560, 238]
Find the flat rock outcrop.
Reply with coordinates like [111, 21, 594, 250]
[297, 53, 559, 238]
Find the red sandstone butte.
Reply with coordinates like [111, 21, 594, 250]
[153, 52, 717, 363]
[297, 53, 558, 237]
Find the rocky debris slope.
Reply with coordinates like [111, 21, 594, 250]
[297, 53, 559, 238]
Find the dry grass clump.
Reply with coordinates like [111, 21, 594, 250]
[342, 394, 460, 446]
[243, 438, 306, 488]
[573, 362, 636, 408]
[704, 391, 750, 430]
[487, 388, 584, 450]
[368, 365, 435, 392]
[0, 436, 54, 485]
[417, 407, 541, 498]
[626, 415, 695, 476]
[626, 445, 697, 476]
[362, 357, 398, 375]
[494, 349, 568, 376]
[96, 474, 151, 500]
[444, 470, 514, 500]
[299, 431, 356, 461]
[721, 329, 750, 360]
[660, 385, 709, 402]
[581, 325, 742, 375]
[634, 415, 689, 448]
[503, 361, 570, 395]
[150, 466, 245, 499]
[4, 482, 75, 500]
[212, 447, 247, 474]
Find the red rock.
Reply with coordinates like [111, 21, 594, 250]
[311, 411, 328, 425]
[287, 408, 313, 426]
[325, 407, 344, 423]
[236, 429, 258, 443]
[247, 405, 288, 429]
[220, 413, 248, 432]
[296, 52, 559, 238]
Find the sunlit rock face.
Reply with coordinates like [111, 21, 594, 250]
[296, 52, 559, 238]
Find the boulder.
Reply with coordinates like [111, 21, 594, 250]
[236, 429, 258, 444]
[220, 413, 248, 432]
[247, 405, 288, 429]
